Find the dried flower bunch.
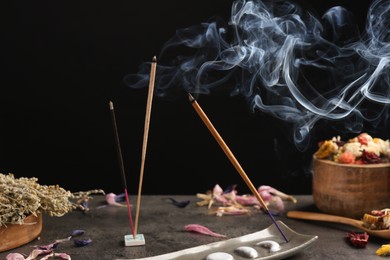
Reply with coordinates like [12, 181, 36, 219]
[0, 173, 104, 227]
[196, 184, 297, 216]
[314, 133, 390, 164]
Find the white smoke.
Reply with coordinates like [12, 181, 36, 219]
[124, 0, 390, 150]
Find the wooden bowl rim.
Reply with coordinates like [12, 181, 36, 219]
[313, 156, 390, 168]
[0, 213, 42, 252]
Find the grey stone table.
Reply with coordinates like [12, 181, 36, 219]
[0, 195, 387, 260]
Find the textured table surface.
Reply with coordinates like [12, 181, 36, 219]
[0, 195, 387, 260]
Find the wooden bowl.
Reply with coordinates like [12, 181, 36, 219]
[312, 157, 390, 219]
[0, 213, 42, 252]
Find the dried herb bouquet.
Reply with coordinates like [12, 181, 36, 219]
[0, 173, 104, 227]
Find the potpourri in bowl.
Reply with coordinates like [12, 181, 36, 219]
[312, 133, 390, 219]
[314, 133, 390, 164]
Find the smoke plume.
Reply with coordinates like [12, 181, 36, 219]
[124, 0, 390, 150]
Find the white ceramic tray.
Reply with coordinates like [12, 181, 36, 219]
[117, 221, 318, 260]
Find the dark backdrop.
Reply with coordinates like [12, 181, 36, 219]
[2, 0, 380, 195]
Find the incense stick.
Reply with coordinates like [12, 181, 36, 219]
[134, 56, 157, 236]
[109, 100, 136, 238]
[188, 93, 289, 242]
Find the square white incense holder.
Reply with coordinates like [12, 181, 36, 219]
[124, 234, 145, 246]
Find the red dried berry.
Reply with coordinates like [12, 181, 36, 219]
[361, 150, 382, 164]
[346, 232, 369, 247]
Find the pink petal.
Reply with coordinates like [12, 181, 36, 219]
[235, 195, 260, 205]
[105, 193, 126, 207]
[258, 187, 273, 202]
[213, 185, 228, 204]
[25, 249, 53, 260]
[40, 253, 71, 260]
[35, 241, 61, 250]
[214, 194, 228, 204]
[266, 196, 285, 215]
[185, 224, 226, 238]
[258, 185, 297, 203]
[213, 184, 224, 196]
[6, 253, 26, 260]
[106, 193, 118, 204]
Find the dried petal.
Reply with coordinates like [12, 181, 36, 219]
[105, 193, 126, 207]
[361, 150, 382, 164]
[195, 192, 212, 207]
[167, 198, 190, 208]
[357, 133, 371, 145]
[337, 152, 356, 164]
[6, 253, 26, 260]
[235, 195, 260, 206]
[55, 236, 72, 243]
[40, 253, 71, 260]
[36, 241, 60, 250]
[346, 232, 369, 247]
[258, 185, 297, 203]
[213, 184, 228, 205]
[73, 238, 92, 247]
[213, 206, 250, 217]
[185, 224, 226, 238]
[314, 140, 338, 159]
[266, 196, 285, 215]
[106, 193, 118, 204]
[70, 229, 85, 237]
[196, 184, 296, 217]
[223, 185, 237, 194]
[376, 244, 390, 256]
[114, 193, 126, 202]
[25, 249, 53, 260]
[78, 198, 89, 211]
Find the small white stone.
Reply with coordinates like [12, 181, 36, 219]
[234, 246, 259, 258]
[206, 252, 234, 260]
[256, 240, 281, 253]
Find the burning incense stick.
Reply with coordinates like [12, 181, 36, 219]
[109, 101, 135, 238]
[134, 56, 157, 236]
[188, 93, 289, 242]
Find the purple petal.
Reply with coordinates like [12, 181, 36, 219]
[223, 184, 237, 194]
[81, 200, 89, 209]
[115, 193, 126, 202]
[70, 229, 85, 237]
[73, 238, 92, 247]
[168, 198, 190, 208]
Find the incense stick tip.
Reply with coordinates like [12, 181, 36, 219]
[152, 56, 157, 63]
[109, 101, 114, 110]
[188, 93, 195, 103]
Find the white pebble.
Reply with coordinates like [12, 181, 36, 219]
[206, 252, 234, 260]
[256, 240, 281, 253]
[234, 246, 259, 258]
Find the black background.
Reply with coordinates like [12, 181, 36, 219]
[2, 0, 380, 195]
